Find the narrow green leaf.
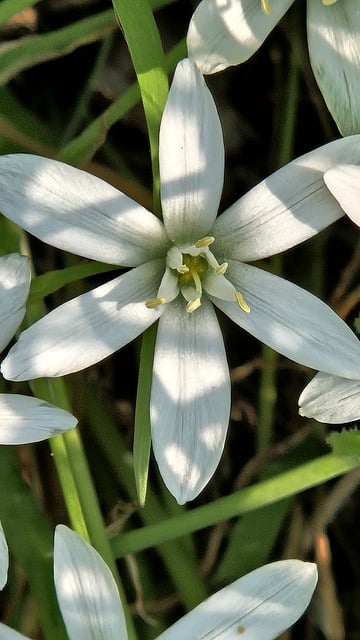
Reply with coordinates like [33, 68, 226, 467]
[29, 261, 118, 303]
[58, 39, 185, 167]
[0, 10, 116, 86]
[111, 453, 360, 556]
[133, 323, 158, 506]
[111, 0, 168, 214]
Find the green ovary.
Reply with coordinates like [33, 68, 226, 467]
[178, 254, 208, 286]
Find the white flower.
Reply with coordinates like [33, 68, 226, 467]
[0, 253, 77, 443]
[1, 59, 360, 502]
[0, 524, 318, 640]
[186, 0, 360, 135]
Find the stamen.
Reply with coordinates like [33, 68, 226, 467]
[235, 292, 250, 313]
[186, 298, 201, 313]
[177, 265, 189, 274]
[215, 262, 228, 275]
[195, 236, 215, 248]
[145, 297, 166, 309]
[261, 0, 272, 14]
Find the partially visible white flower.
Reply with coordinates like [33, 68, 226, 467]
[0, 524, 318, 640]
[0, 521, 8, 591]
[0, 253, 77, 443]
[299, 370, 360, 423]
[187, 0, 360, 135]
[2, 60, 360, 502]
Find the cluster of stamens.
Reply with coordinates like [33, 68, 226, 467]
[146, 236, 250, 315]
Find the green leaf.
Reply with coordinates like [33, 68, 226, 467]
[0, 10, 116, 86]
[58, 39, 185, 167]
[111, 452, 360, 556]
[111, 0, 168, 214]
[29, 261, 118, 303]
[133, 324, 157, 507]
[327, 428, 360, 456]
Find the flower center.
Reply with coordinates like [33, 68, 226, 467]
[261, 0, 336, 14]
[146, 236, 250, 315]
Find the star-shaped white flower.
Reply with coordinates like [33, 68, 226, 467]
[1, 59, 360, 503]
[299, 162, 360, 424]
[187, 0, 360, 135]
[0, 524, 318, 640]
[0, 253, 77, 443]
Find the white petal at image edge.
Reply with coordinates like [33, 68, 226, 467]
[324, 165, 360, 227]
[307, 0, 360, 136]
[299, 372, 360, 423]
[0, 395, 77, 444]
[0, 253, 30, 352]
[54, 525, 127, 640]
[213, 135, 360, 262]
[0, 624, 29, 639]
[158, 560, 317, 640]
[187, 0, 293, 74]
[0, 522, 8, 590]
[1, 260, 164, 381]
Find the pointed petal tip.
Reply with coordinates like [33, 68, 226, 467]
[0, 394, 77, 444]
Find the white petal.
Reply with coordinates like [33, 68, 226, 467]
[187, 0, 293, 74]
[0, 154, 168, 267]
[54, 525, 127, 640]
[213, 261, 360, 379]
[1, 260, 165, 381]
[0, 624, 29, 640]
[159, 59, 224, 244]
[307, 0, 360, 136]
[213, 135, 360, 262]
[324, 165, 360, 227]
[151, 297, 230, 504]
[299, 372, 360, 423]
[0, 522, 8, 590]
[0, 253, 30, 352]
[158, 560, 317, 640]
[0, 394, 77, 443]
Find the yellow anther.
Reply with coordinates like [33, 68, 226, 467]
[177, 264, 189, 274]
[235, 292, 250, 313]
[195, 236, 215, 248]
[261, 0, 272, 14]
[145, 297, 166, 309]
[322, 0, 337, 5]
[186, 298, 202, 314]
[215, 262, 228, 275]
